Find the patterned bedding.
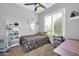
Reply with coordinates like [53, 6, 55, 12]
[20, 35, 50, 52]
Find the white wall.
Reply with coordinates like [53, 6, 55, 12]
[68, 18, 79, 39]
[38, 3, 79, 39]
[0, 4, 6, 39]
[0, 3, 39, 38]
[0, 14, 6, 39]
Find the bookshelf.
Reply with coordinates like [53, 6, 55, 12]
[70, 16, 79, 21]
[6, 23, 20, 48]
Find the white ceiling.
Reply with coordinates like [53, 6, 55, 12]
[16, 3, 55, 13]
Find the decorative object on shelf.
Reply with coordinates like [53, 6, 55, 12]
[14, 31, 19, 35]
[70, 11, 79, 17]
[6, 24, 13, 30]
[14, 22, 19, 26]
[15, 36, 19, 39]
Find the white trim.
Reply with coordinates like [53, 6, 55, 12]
[62, 8, 66, 37]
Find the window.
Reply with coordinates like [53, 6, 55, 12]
[44, 16, 52, 32]
[44, 8, 65, 36]
[53, 12, 63, 36]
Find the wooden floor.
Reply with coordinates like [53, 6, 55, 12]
[4, 43, 59, 56]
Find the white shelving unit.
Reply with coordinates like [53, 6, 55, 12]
[6, 24, 20, 48]
[11, 27, 19, 47]
[0, 38, 9, 53]
[0, 39, 4, 52]
[70, 16, 79, 21]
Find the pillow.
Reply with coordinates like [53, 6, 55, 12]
[36, 32, 47, 36]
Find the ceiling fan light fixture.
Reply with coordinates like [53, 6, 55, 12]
[35, 3, 40, 7]
[24, 3, 46, 12]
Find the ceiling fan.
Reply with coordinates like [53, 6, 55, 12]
[24, 3, 47, 11]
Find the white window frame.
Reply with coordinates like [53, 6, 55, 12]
[44, 8, 65, 36]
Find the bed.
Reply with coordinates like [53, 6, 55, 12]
[20, 34, 50, 52]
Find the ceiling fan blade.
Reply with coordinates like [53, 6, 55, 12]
[34, 7, 38, 11]
[39, 4, 47, 9]
[24, 3, 36, 5]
